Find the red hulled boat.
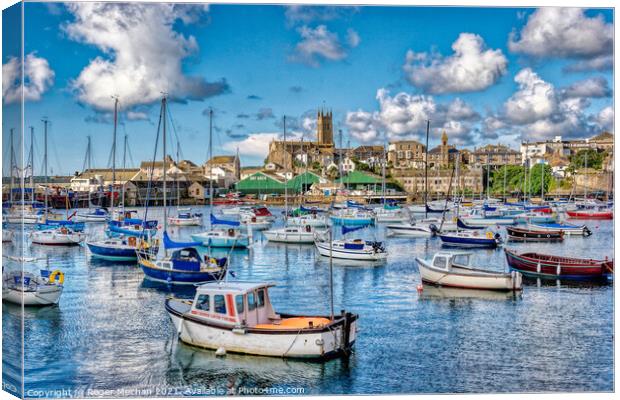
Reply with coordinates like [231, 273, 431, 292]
[505, 249, 613, 280]
[566, 210, 613, 220]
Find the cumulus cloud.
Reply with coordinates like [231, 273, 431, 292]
[596, 106, 614, 132]
[504, 68, 557, 125]
[64, 3, 228, 112]
[560, 76, 611, 99]
[509, 8, 613, 61]
[345, 89, 481, 145]
[563, 55, 613, 73]
[403, 33, 508, 94]
[291, 25, 348, 66]
[222, 132, 278, 158]
[285, 5, 354, 25]
[2, 53, 55, 104]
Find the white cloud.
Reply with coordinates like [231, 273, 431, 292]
[597, 106, 614, 132]
[64, 3, 227, 112]
[2, 53, 55, 104]
[291, 25, 347, 66]
[284, 5, 352, 25]
[223, 132, 278, 158]
[509, 8, 613, 60]
[564, 55, 613, 73]
[560, 77, 611, 99]
[504, 68, 557, 125]
[347, 29, 360, 48]
[403, 33, 508, 94]
[345, 110, 381, 143]
[126, 111, 149, 121]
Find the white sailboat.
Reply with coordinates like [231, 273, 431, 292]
[314, 225, 387, 261]
[2, 269, 64, 306]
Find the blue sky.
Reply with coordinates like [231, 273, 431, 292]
[2, 3, 614, 174]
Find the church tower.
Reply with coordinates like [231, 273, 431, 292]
[317, 110, 333, 146]
[440, 130, 449, 167]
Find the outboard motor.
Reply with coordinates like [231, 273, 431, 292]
[429, 224, 438, 234]
[584, 226, 593, 237]
[494, 232, 503, 244]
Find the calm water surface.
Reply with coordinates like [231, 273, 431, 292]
[2, 207, 614, 396]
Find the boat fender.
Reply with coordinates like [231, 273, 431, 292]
[49, 270, 64, 285]
[315, 339, 324, 346]
[486, 231, 494, 239]
[556, 263, 561, 276]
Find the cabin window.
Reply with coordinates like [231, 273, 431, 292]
[235, 295, 245, 314]
[214, 295, 226, 314]
[453, 254, 469, 266]
[433, 256, 447, 269]
[257, 289, 265, 308]
[195, 294, 210, 311]
[248, 292, 257, 311]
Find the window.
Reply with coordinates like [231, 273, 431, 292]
[214, 295, 226, 314]
[195, 294, 210, 311]
[248, 292, 257, 311]
[235, 295, 244, 314]
[433, 256, 447, 269]
[257, 289, 265, 308]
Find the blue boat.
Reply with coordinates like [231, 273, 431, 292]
[138, 232, 228, 285]
[190, 214, 249, 248]
[456, 218, 485, 230]
[107, 218, 158, 238]
[87, 236, 159, 261]
[36, 220, 86, 232]
[438, 231, 502, 248]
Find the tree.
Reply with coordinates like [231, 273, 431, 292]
[528, 163, 552, 196]
[489, 165, 526, 195]
[570, 149, 604, 171]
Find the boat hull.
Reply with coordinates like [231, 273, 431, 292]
[166, 300, 357, 360]
[505, 249, 613, 280]
[461, 217, 515, 226]
[168, 217, 203, 226]
[385, 224, 433, 237]
[529, 223, 591, 236]
[506, 227, 564, 242]
[2, 285, 63, 306]
[566, 211, 613, 220]
[438, 234, 499, 248]
[190, 234, 249, 248]
[315, 242, 387, 261]
[139, 259, 226, 285]
[416, 258, 521, 291]
[30, 231, 85, 245]
[263, 230, 315, 243]
[86, 242, 150, 261]
[329, 216, 374, 226]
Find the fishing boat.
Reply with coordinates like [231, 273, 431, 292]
[263, 224, 315, 244]
[2, 269, 64, 306]
[191, 215, 249, 248]
[165, 281, 358, 359]
[30, 227, 86, 245]
[529, 222, 592, 236]
[506, 226, 564, 242]
[438, 230, 502, 248]
[168, 209, 203, 226]
[75, 207, 109, 222]
[314, 226, 387, 261]
[416, 251, 522, 291]
[385, 221, 437, 237]
[87, 235, 159, 261]
[505, 249, 613, 280]
[566, 209, 613, 220]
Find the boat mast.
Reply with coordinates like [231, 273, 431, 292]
[162, 95, 168, 233]
[541, 160, 545, 202]
[42, 118, 49, 220]
[584, 151, 588, 200]
[283, 116, 288, 224]
[9, 129, 14, 204]
[503, 162, 507, 201]
[381, 133, 386, 206]
[176, 139, 180, 209]
[486, 151, 490, 200]
[208, 108, 213, 231]
[111, 97, 118, 218]
[121, 134, 127, 211]
[424, 120, 430, 219]
[28, 127, 35, 205]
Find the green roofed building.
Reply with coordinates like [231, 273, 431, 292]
[235, 171, 323, 195]
[335, 170, 400, 192]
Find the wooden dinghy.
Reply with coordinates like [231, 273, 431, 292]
[505, 249, 613, 280]
[506, 226, 564, 242]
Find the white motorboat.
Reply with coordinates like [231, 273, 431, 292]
[416, 251, 522, 291]
[386, 222, 436, 237]
[2, 269, 64, 306]
[288, 214, 329, 227]
[74, 207, 109, 222]
[30, 227, 86, 245]
[408, 204, 426, 213]
[220, 206, 243, 216]
[528, 222, 592, 236]
[165, 281, 358, 359]
[374, 207, 410, 223]
[315, 237, 387, 261]
[168, 209, 203, 226]
[263, 225, 315, 244]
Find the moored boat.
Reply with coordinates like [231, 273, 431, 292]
[385, 221, 436, 237]
[506, 226, 564, 242]
[504, 249, 613, 280]
[168, 208, 203, 226]
[438, 230, 502, 248]
[86, 235, 159, 261]
[529, 222, 592, 236]
[30, 227, 86, 245]
[165, 281, 358, 359]
[315, 238, 387, 261]
[566, 210, 613, 220]
[75, 207, 109, 222]
[2, 269, 64, 306]
[416, 251, 522, 291]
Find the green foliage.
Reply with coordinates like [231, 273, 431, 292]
[570, 149, 604, 171]
[310, 161, 321, 171]
[489, 164, 552, 195]
[528, 163, 552, 195]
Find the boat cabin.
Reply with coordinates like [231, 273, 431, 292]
[168, 248, 226, 271]
[189, 281, 279, 327]
[430, 251, 473, 272]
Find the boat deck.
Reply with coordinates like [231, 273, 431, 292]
[255, 317, 331, 330]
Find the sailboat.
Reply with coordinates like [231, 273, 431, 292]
[87, 98, 158, 260]
[314, 224, 387, 261]
[2, 265, 64, 306]
[30, 119, 86, 246]
[137, 96, 228, 284]
[168, 139, 203, 226]
[190, 110, 249, 248]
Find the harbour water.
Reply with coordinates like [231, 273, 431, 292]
[2, 207, 614, 396]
